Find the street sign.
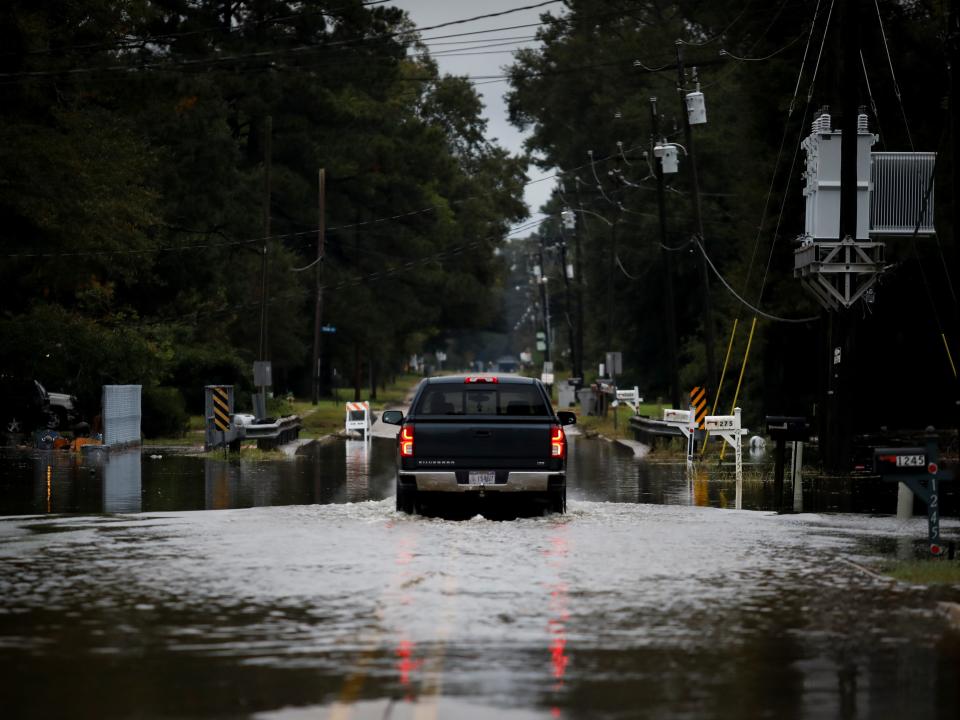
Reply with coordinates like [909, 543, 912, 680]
[543, 361, 554, 373]
[253, 361, 272, 387]
[536, 341, 546, 351]
[605, 352, 622, 376]
[541, 372, 555, 385]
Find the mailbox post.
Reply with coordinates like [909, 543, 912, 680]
[705, 408, 746, 509]
[766, 416, 812, 513]
[873, 430, 954, 556]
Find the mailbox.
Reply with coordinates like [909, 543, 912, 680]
[664, 409, 692, 424]
[765, 416, 811, 441]
[873, 447, 927, 476]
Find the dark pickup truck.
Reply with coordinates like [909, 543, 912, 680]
[381, 375, 577, 515]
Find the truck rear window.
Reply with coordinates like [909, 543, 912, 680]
[416, 385, 550, 416]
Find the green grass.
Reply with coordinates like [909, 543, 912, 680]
[882, 559, 960, 585]
[203, 447, 286, 461]
[146, 374, 423, 445]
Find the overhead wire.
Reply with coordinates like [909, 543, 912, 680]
[693, 238, 818, 323]
[2, 144, 643, 263]
[4, 1, 555, 60]
[718, 31, 804, 62]
[1, 0, 395, 57]
[4, 2, 710, 83]
[677, 0, 756, 47]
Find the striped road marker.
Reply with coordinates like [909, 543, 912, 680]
[212, 386, 230, 432]
[689, 386, 708, 430]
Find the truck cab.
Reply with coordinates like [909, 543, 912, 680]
[381, 375, 576, 515]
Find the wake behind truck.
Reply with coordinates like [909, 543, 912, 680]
[381, 375, 577, 515]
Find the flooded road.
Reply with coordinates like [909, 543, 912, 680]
[1, 437, 958, 718]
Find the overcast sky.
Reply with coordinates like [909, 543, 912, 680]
[389, 0, 561, 224]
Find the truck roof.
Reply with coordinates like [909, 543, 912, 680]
[424, 375, 537, 385]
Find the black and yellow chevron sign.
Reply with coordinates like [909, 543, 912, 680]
[689, 386, 708, 430]
[212, 386, 230, 432]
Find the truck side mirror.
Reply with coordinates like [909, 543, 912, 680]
[557, 411, 577, 426]
[381, 410, 404, 426]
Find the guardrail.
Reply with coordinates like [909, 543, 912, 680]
[237, 415, 302, 450]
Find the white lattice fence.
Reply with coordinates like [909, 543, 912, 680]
[102, 385, 142, 447]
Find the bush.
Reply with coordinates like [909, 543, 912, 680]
[168, 346, 250, 414]
[141, 386, 189, 439]
[267, 395, 295, 418]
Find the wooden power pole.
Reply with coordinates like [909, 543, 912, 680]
[651, 96, 682, 410]
[258, 115, 272, 363]
[675, 44, 718, 390]
[823, 0, 863, 472]
[311, 168, 326, 405]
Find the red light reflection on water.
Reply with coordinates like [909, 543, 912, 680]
[548, 585, 570, 682]
[393, 535, 420, 697]
[395, 638, 423, 686]
[545, 526, 571, 718]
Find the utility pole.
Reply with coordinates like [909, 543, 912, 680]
[560, 209, 578, 378]
[311, 168, 326, 405]
[651, 97, 682, 410]
[258, 115, 272, 363]
[572, 185, 586, 382]
[676, 43, 717, 390]
[538, 235, 552, 362]
[823, 0, 863, 472]
[951, 0, 960, 265]
[559, 236, 576, 376]
[607, 221, 616, 351]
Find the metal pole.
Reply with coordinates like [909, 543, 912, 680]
[312, 168, 326, 404]
[574, 198, 585, 381]
[651, 97, 682, 409]
[560, 239, 576, 377]
[773, 439, 787, 513]
[258, 115, 272, 363]
[792, 441, 805, 512]
[539, 236, 552, 362]
[607, 222, 615, 350]
[675, 45, 717, 389]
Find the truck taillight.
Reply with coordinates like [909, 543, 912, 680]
[550, 425, 565, 458]
[400, 425, 415, 457]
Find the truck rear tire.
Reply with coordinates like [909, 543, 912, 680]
[396, 480, 418, 515]
[548, 487, 566, 514]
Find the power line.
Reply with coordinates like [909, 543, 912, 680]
[2, 0, 394, 57]
[0, 2, 563, 80]
[693, 238, 819, 324]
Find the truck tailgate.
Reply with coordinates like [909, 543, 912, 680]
[414, 419, 552, 464]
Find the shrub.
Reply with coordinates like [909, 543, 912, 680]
[141, 386, 189, 439]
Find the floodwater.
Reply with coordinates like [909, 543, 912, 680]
[1, 437, 958, 718]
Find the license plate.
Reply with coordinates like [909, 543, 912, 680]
[468, 471, 496, 486]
